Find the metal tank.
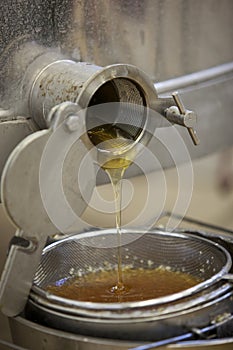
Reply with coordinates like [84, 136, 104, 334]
[0, 1, 233, 349]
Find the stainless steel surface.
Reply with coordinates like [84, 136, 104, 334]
[27, 55, 158, 140]
[0, 119, 36, 194]
[30, 281, 232, 320]
[0, 118, 95, 316]
[25, 289, 233, 340]
[8, 315, 233, 350]
[9, 316, 140, 350]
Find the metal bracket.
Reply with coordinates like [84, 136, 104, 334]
[0, 102, 95, 317]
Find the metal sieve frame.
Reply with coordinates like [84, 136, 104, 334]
[31, 229, 232, 318]
[77, 64, 159, 156]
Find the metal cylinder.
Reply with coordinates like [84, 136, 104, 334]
[28, 59, 100, 128]
[27, 51, 158, 133]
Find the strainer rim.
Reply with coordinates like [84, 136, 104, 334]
[32, 228, 232, 311]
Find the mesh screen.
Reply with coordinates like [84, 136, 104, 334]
[34, 230, 230, 291]
[86, 78, 147, 151]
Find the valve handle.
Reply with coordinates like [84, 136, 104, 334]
[172, 92, 200, 145]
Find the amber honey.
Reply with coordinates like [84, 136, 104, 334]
[47, 266, 201, 303]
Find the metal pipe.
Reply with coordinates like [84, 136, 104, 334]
[155, 62, 233, 94]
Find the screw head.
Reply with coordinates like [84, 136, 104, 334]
[65, 115, 81, 132]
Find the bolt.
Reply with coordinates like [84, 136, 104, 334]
[65, 115, 81, 132]
[183, 110, 196, 128]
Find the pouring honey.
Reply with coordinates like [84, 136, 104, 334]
[88, 123, 137, 293]
[47, 121, 201, 302]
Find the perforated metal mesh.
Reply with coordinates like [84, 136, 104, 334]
[33, 230, 231, 295]
[86, 78, 147, 151]
[113, 78, 146, 140]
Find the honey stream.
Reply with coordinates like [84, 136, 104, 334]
[105, 167, 127, 293]
[88, 124, 134, 293]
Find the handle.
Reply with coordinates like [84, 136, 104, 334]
[0, 230, 47, 317]
[129, 332, 193, 350]
[222, 273, 233, 281]
[165, 92, 200, 146]
[172, 92, 200, 145]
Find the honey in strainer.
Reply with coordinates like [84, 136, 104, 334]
[47, 266, 201, 303]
